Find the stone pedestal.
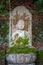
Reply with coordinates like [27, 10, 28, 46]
[6, 53, 36, 64]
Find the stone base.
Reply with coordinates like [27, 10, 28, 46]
[6, 53, 36, 64]
[8, 63, 35, 65]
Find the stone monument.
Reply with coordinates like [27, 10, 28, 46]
[6, 6, 36, 65]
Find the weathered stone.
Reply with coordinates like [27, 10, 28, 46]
[29, 53, 36, 63]
[27, 63, 35, 65]
[8, 64, 18, 65]
[6, 53, 36, 64]
[8, 63, 35, 65]
[17, 54, 24, 63]
[6, 54, 17, 63]
[24, 54, 31, 63]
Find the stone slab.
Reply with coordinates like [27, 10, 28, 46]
[8, 63, 35, 65]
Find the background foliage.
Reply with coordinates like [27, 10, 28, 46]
[0, 0, 43, 65]
[0, 0, 43, 45]
[0, 20, 9, 45]
[32, 20, 43, 43]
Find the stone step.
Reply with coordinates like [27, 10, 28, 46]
[8, 63, 35, 65]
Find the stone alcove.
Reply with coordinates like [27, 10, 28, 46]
[9, 6, 32, 47]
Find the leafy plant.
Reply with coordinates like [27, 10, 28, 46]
[0, 20, 9, 45]
[0, 0, 9, 16]
[16, 36, 29, 46]
[7, 46, 37, 54]
[35, 0, 43, 10]
[36, 50, 43, 65]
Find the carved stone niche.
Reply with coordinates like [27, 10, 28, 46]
[9, 6, 32, 47]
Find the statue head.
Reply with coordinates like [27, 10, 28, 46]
[16, 19, 24, 30]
